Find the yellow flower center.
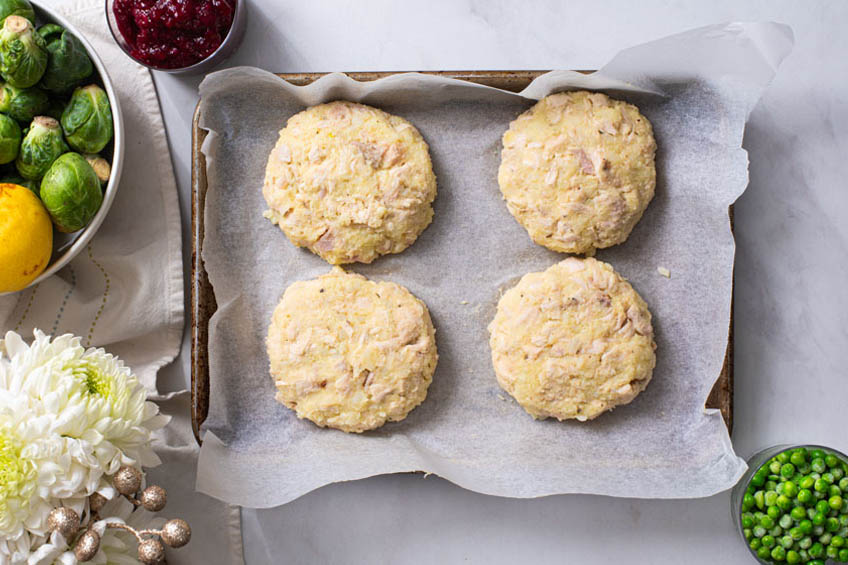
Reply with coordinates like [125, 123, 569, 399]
[0, 430, 35, 507]
[68, 361, 113, 398]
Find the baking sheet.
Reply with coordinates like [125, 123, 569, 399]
[196, 22, 792, 507]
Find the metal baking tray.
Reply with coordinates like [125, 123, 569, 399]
[190, 70, 734, 444]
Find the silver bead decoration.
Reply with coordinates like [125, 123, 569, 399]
[113, 465, 143, 496]
[160, 518, 191, 548]
[88, 492, 107, 513]
[137, 538, 165, 564]
[74, 530, 100, 562]
[46, 507, 80, 540]
[139, 485, 167, 512]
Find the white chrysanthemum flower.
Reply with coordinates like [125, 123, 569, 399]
[0, 331, 169, 474]
[0, 402, 65, 543]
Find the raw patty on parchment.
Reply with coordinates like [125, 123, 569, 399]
[267, 267, 438, 433]
[498, 91, 656, 255]
[488, 257, 656, 421]
[263, 101, 437, 264]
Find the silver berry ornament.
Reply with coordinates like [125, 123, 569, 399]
[137, 538, 165, 564]
[46, 507, 80, 540]
[113, 465, 143, 496]
[88, 492, 107, 513]
[74, 530, 101, 562]
[160, 518, 191, 548]
[139, 485, 167, 512]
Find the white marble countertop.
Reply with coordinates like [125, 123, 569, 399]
[148, 1, 848, 562]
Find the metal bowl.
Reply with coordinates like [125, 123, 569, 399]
[104, 0, 247, 75]
[732, 444, 848, 564]
[0, 0, 124, 296]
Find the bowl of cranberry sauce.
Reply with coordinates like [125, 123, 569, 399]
[106, 0, 247, 74]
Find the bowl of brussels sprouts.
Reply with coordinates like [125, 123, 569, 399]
[0, 0, 123, 294]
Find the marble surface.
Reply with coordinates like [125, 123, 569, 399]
[145, 0, 847, 562]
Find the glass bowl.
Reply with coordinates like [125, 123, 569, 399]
[732, 444, 848, 564]
[104, 0, 247, 75]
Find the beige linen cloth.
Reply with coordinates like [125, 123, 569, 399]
[0, 0, 243, 562]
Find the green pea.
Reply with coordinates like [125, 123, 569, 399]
[799, 548, 810, 561]
[829, 545, 841, 560]
[758, 546, 773, 560]
[809, 559, 825, 565]
[791, 450, 807, 464]
[741, 513, 754, 528]
[824, 473, 836, 485]
[833, 535, 846, 548]
[766, 491, 779, 506]
[841, 515, 848, 527]
[811, 449, 826, 461]
[829, 517, 842, 532]
[813, 525, 825, 536]
[750, 537, 762, 550]
[813, 512, 826, 526]
[827, 455, 840, 468]
[754, 525, 767, 538]
[767, 480, 779, 491]
[809, 508, 819, 520]
[755, 490, 766, 509]
[786, 549, 801, 564]
[751, 472, 766, 487]
[743, 527, 752, 540]
[800, 519, 814, 534]
[778, 452, 791, 464]
[813, 458, 827, 474]
[781, 463, 796, 479]
[770, 526, 783, 537]
[799, 536, 813, 549]
[763, 534, 777, 548]
[772, 545, 787, 561]
[839, 548, 848, 563]
[777, 495, 793, 511]
[835, 468, 846, 481]
[783, 481, 798, 498]
[809, 541, 824, 557]
[768, 506, 781, 521]
[831, 485, 843, 497]
[832, 496, 845, 511]
[799, 489, 814, 504]
[772, 461, 785, 474]
[798, 462, 812, 475]
[842, 478, 848, 492]
[779, 514, 793, 529]
[815, 479, 829, 493]
[801, 476, 816, 490]
[791, 507, 807, 521]
[816, 500, 831, 514]
[780, 534, 794, 549]
[821, 533, 832, 545]
[788, 526, 803, 540]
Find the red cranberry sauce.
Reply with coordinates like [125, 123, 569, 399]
[112, 0, 235, 69]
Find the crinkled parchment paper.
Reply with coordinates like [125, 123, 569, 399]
[196, 23, 793, 507]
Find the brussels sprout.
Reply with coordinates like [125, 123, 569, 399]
[82, 153, 110, 185]
[0, 15, 47, 88]
[0, 0, 34, 25]
[60, 84, 112, 154]
[38, 24, 93, 93]
[0, 111, 19, 163]
[15, 115, 68, 179]
[40, 152, 101, 232]
[0, 81, 47, 122]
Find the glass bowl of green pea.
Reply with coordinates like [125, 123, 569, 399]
[733, 445, 848, 564]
